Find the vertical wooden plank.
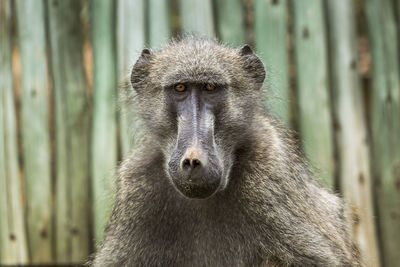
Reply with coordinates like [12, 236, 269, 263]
[254, 0, 290, 124]
[326, 0, 380, 265]
[293, 0, 334, 188]
[0, 5, 8, 256]
[91, 0, 118, 245]
[366, 0, 400, 265]
[148, 0, 171, 47]
[0, 1, 29, 264]
[47, 0, 91, 263]
[4, 73, 30, 263]
[0, 90, 7, 263]
[180, 0, 215, 37]
[0, 26, 8, 259]
[117, 0, 146, 157]
[15, 0, 53, 263]
[215, 0, 246, 46]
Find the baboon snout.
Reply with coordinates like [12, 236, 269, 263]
[168, 143, 222, 199]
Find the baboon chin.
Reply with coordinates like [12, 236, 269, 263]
[91, 37, 364, 267]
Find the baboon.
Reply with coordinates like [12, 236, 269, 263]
[91, 37, 363, 266]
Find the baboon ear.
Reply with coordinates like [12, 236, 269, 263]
[131, 48, 153, 91]
[239, 44, 253, 56]
[140, 48, 152, 58]
[239, 44, 266, 90]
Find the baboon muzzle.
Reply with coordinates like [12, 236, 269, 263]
[167, 104, 223, 199]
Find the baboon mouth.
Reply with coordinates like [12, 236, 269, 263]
[171, 178, 220, 199]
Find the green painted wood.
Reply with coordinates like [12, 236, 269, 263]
[2, 74, 30, 264]
[148, 0, 171, 47]
[15, 0, 53, 263]
[0, 1, 29, 264]
[293, 0, 334, 188]
[215, 0, 245, 46]
[326, 0, 380, 265]
[254, 0, 290, 124]
[0, 94, 7, 263]
[0, 23, 8, 259]
[91, 0, 118, 245]
[180, 0, 215, 37]
[366, 0, 400, 265]
[1, 3, 11, 264]
[117, 0, 146, 157]
[47, 0, 91, 263]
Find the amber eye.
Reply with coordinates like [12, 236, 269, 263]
[175, 84, 186, 92]
[205, 84, 215, 91]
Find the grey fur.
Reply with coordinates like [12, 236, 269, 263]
[90, 37, 363, 266]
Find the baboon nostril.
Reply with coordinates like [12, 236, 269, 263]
[182, 158, 191, 169]
[182, 158, 202, 170]
[192, 158, 201, 168]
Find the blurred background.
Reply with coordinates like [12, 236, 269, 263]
[0, 0, 399, 266]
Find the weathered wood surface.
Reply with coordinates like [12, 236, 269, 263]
[293, 0, 335, 188]
[148, 0, 171, 47]
[366, 0, 400, 265]
[16, 0, 53, 263]
[91, 0, 118, 244]
[0, 81, 7, 264]
[47, 0, 91, 262]
[0, 1, 29, 264]
[215, 0, 246, 46]
[326, 0, 380, 265]
[117, 0, 146, 157]
[180, 0, 215, 37]
[254, 0, 290, 125]
[0, 100, 6, 263]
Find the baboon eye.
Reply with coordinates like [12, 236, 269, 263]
[205, 84, 215, 91]
[175, 84, 186, 92]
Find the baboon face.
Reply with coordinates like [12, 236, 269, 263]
[131, 39, 265, 199]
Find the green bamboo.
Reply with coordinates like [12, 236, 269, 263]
[148, 0, 171, 47]
[180, 0, 215, 37]
[326, 0, 380, 265]
[366, 0, 400, 265]
[215, 0, 245, 46]
[117, 0, 146, 157]
[293, 0, 334, 188]
[16, 0, 53, 263]
[91, 0, 118, 245]
[0, 1, 29, 264]
[254, 0, 290, 124]
[47, 0, 91, 262]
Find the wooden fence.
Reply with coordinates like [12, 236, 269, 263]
[0, 0, 399, 266]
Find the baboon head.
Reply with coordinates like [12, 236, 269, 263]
[130, 37, 265, 199]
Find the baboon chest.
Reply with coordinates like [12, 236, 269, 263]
[133, 199, 263, 267]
